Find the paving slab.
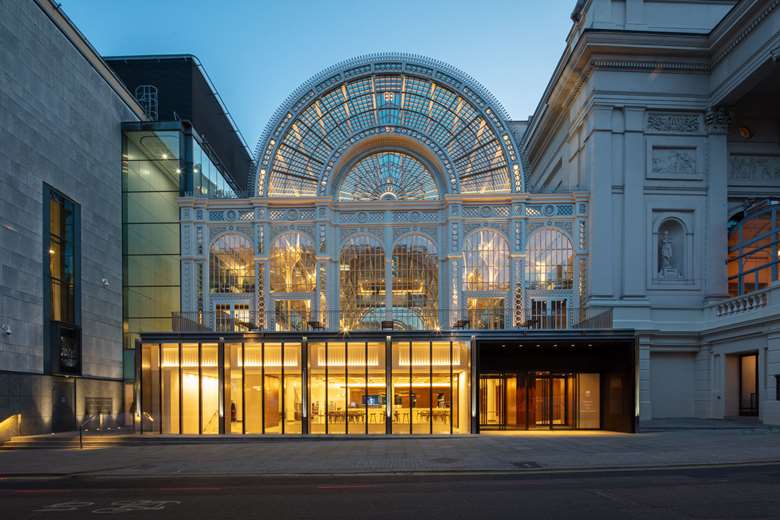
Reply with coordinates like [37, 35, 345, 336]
[1, 428, 780, 477]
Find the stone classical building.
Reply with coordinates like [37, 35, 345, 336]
[2, 0, 780, 437]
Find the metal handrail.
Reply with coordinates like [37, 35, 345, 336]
[78, 414, 98, 449]
[170, 306, 612, 333]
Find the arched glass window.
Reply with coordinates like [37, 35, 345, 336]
[525, 228, 573, 290]
[209, 234, 254, 293]
[462, 229, 510, 291]
[269, 231, 316, 292]
[339, 235, 385, 330]
[728, 200, 780, 296]
[392, 234, 438, 329]
[338, 151, 439, 201]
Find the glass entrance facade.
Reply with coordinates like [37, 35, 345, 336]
[139, 339, 470, 435]
[479, 372, 600, 430]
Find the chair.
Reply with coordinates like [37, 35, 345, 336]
[452, 319, 470, 329]
[307, 320, 324, 330]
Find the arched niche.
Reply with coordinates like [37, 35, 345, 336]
[655, 218, 687, 280]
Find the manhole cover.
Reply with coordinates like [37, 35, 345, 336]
[512, 461, 541, 469]
[430, 457, 459, 464]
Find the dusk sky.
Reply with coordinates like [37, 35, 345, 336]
[60, 0, 574, 151]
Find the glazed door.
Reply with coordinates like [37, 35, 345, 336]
[532, 373, 575, 429]
[479, 374, 524, 430]
[479, 376, 505, 428]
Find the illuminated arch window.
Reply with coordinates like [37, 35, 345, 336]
[338, 152, 439, 201]
[209, 234, 254, 293]
[270, 231, 316, 292]
[525, 228, 573, 290]
[261, 69, 517, 197]
[392, 234, 438, 328]
[339, 235, 385, 330]
[462, 229, 510, 291]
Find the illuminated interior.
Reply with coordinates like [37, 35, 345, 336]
[462, 229, 510, 291]
[141, 340, 469, 435]
[727, 199, 780, 296]
[263, 72, 514, 197]
[209, 233, 254, 293]
[392, 234, 438, 329]
[339, 235, 386, 330]
[270, 231, 316, 293]
[526, 228, 573, 290]
[337, 151, 439, 201]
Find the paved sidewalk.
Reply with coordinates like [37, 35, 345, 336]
[1, 428, 780, 477]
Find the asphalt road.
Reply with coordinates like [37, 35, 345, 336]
[2, 464, 780, 519]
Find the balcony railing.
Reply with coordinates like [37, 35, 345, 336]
[171, 307, 613, 334]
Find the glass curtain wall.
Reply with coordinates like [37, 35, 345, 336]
[526, 228, 574, 290]
[191, 139, 237, 199]
[339, 236, 385, 330]
[122, 130, 181, 349]
[462, 229, 509, 329]
[270, 231, 316, 331]
[727, 201, 780, 296]
[209, 234, 255, 294]
[392, 235, 439, 329]
[141, 340, 467, 435]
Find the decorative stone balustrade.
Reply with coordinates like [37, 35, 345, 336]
[714, 291, 769, 317]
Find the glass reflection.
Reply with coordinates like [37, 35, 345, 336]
[225, 343, 243, 434]
[392, 235, 438, 330]
[462, 229, 510, 291]
[270, 231, 316, 292]
[141, 340, 469, 436]
[339, 235, 385, 330]
[392, 342, 411, 434]
[284, 343, 302, 434]
[209, 234, 254, 293]
[181, 344, 199, 434]
[244, 343, 262, 433]
[526, 228, 573, 290]
[200, 344, 219, 434]
[264, 343, 282, 433]
[161, 344, 179, 434]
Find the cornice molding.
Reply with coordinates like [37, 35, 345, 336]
[524, 1, 780, 171]
[590, 59, 710, 74]
[710, 0, 780, 67]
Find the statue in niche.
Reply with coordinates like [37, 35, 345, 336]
[658, 227, 682, 279]
[660, 230, 673, 270]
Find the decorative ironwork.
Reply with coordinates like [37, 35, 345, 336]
[252, 53, 524, 197]
[338, 151, 439, 201]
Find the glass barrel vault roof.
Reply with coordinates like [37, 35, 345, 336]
[253, 54, 523, 198]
